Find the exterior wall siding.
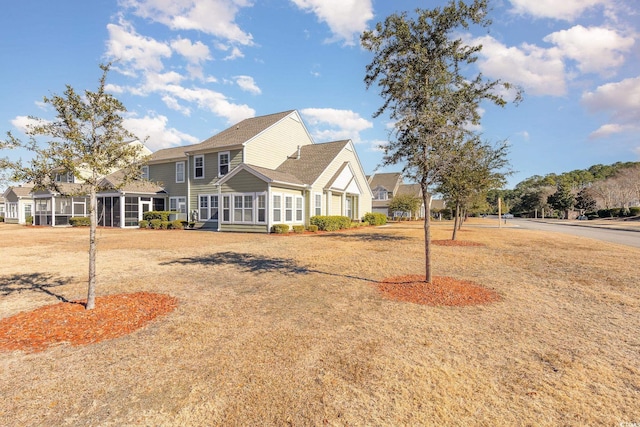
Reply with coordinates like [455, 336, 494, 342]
[220, 170, 267, 194]
[149, 162, 187, 197]
[244, 114, 314, 169]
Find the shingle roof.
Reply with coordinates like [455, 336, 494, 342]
[147, 145, 188, 163]
[6, 185, 34, 198]
[276, 140, 349, 185]
[192, 110, 295, 152]
[396, 183, 422, 197]
[368, 172, 402, 192]
[101, 170, 166, 194]
[244, 164, 305, 186]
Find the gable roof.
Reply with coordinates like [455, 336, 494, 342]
[218, 163, 306, 188]
[3, 185, 34, 199]
[190, 110, 295, 152]
[147, 145, 188, 163]
[276, 140, 349, 185]
[100, 170, 166, 194]
[396, 183, 422, 198]
[368, 172, 402, 193]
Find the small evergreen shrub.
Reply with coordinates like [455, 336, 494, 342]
[170, 219, 184, 230]
[629, 207, 640, 216]
[160, 221, 170, 229]
[309, 215, 351, 231]
[272, 224, 289, 234]
[292, 225, 305, 233]
[143, 211, 173, 221]
[25, 215, 34, 226]
[149, 219, 163, 229]
[138, 220, 149, 228]
[362, 212, 387, 226]
[0, 216, 4, 222]
[69, 216, 91, 227]
[307, 224, 318, 232]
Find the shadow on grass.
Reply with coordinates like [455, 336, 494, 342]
[315, 232, 413, 242]
[161, 251, 379, 283]
[0, 272, 75, 303]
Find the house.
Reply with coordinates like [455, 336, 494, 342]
[0, 195, 5, 218]
[395, 183, 426, 219]
[146, 110, 372, 232]
[367, 172, 403, 216]
[2, 185, 34, 225]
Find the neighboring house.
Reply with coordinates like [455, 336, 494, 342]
[367, 172, 403, 216]
[0, 195, 5, 218]
[2, 185, 34, 225]
[394, 183, 426, 219]
[147, 110, 373, 232]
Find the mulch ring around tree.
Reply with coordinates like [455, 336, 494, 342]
[0, 292, 177, 353]
[432, 239, 486, 247]
[378, 275, 501, 306]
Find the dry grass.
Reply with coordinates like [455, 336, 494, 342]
[0, 220, 638, 426]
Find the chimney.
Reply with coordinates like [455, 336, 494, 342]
[296, 145, 301, 160]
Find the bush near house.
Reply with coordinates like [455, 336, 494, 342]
[309, 215, 352, 231]
[307, 225, 318, 232]
[272, 224, 289, 234]
[292, 225, 305, 233]
[170, 220, 184, 230]
[0, 216, 4, 222]
[25, 215, 33, 226]
[143, 211, 174, 221]
[69, 217, 91, 227]
[362, 212, 387, 226]
[630, 207, 640, 216]
[138, 220, 149, 229]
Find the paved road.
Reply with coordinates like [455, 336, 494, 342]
[502, 218, 640, 249]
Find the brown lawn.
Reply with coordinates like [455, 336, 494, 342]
[0, 220, 638, 426]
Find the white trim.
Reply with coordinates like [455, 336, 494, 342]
[175, 161, 185, 183]
[218, 151, 230, 177]
[218, 192, 267, 225]
[194, 155, 205, 179]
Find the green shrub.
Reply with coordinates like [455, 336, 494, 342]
[143, 211, 173, 221]
[292, 225, 305, 233]
[149, 219, 163, 229]
[307, 224, 318, 232]
[0, 216, 4, 222]
[69, 216, 91, 227]
[161, 221, 170, 229]
[309, 215, 352, 231]
[170, 219, 184, 230]
[362, 212, 387, 226]
[629, 207, 640, 216]
[25, 215, 34, 225]
[138, 220, 149, 229]
[272, 223, 289, 234]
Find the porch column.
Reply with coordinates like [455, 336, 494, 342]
[51, 195, 56, 226]
[326, 190, 332, 216]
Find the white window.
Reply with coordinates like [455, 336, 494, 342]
[314, 193, 322, 216]
[169, 197, 186, 214]
[285, 196, 293, 222]
[218, 151, 230, 176]
[295, 196, 303, 222]
[194, 155, 204, 179]
[8, 202, 18, 219]
[141, 165, 149, 180]
[273, 195, 282, 222]
[222, 195, 231, 222]
[346, 197, 352, 218]
[257, 194, 266, 223]
[176, 162, 185, 183]
[66, 172, 75, 183]
[373, 186, 388, 200]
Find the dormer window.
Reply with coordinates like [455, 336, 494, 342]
[218, 152, 230, 177]
[373, 186, 388, 200]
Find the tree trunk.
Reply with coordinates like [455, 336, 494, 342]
[452, 202, 460, 240]
[86, 188, 97, 310]
[421, 180, 432, 284]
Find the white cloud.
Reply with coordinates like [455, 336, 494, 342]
[10, 116, 42, 133]
[234, 75, 261, 95]
[106, 20, 172, 72]
[123, 113, 200, 150]
[290, 0, 373, 45]
[508, 0, 607, 21]
[473, 35, 566, 96]
[161, 84, 255, 124]
[544, 25, 635, 76]
[161, 95, 191, 115]
[300, 108, 373, 143]
[582, 76, 640, 138]
[170, 37, 212, 63]
[121, 0, 254, 46]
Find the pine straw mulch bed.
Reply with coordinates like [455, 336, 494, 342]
[378, 275, 501, 306]
[0, 292, 177, 353]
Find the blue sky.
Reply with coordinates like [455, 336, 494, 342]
[1, 0, 638, 188]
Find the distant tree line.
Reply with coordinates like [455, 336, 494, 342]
[485, 161, 640, 218]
